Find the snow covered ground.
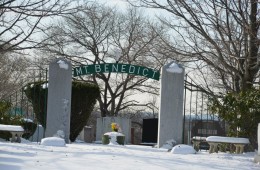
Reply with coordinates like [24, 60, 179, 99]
[0, 139, 259, 170]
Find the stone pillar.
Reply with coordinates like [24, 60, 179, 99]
[45, 58, 72, 143]
[157, 62, 184, 147]
[254, 123, 260, 163]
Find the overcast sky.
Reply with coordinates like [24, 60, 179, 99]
[97, 0, 166, 19]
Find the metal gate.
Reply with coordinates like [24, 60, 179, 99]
[0, 68, 48, 142]
[183, 74, 227, 145]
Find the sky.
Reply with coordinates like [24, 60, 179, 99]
[98, 0, 164, 18]
[0, 137, 260, 170]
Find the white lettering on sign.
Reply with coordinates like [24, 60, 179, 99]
[112, 64, 118, 72]
[75, 67, 82, 76]
[121, 64, 126, 73]
[129, 65, 135, 74]
[74, 63, 160, 80]
[137, 67, 140, 75]
[104, 64, 109, 72]
[83, 66, 88, 74]
[151, 70, 157, 78]
[95, 65, 101, 73]
[143, 68, 148, 76]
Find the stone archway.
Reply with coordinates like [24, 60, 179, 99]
[45, 59, 185, 146]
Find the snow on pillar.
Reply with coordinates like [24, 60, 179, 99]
[254, 123, 260, 163]
[158, 62, 184, 147]
[45, 58, 72, 143]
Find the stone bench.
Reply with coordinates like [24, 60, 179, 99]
[206, 136, 250, 154]
[0, 124, 24, 143]
[191, 136, 207, 151]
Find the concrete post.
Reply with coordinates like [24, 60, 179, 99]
[45, 58, 72, 143]
[254, 123, 260, 163]
[157, 62, 184, 147]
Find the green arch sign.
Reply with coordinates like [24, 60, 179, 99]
[73, 63, 160, 80]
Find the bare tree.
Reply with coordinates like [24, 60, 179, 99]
[0, 0, 76, 54]
[41, 3, 169, 117]
[0, 0, 77, 99]
[0, 52, 29, 100]
[127, 0, 260, 95]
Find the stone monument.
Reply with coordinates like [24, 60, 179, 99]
[158, 62, 185, 147]
[45, 58, 72, 143]
[96, 117, 131, 144]
[254, 123, 260, 163]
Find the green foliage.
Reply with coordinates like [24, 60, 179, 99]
[209, 88, 260, 149]
[24, 81, 100, 142]
[218, 143, 227, 152]
[0, 100, 38, 140]
[0, 113, 23, 140]
[0, 113, 23, 125]
[70, 81, 100, 142]
[116, 136, 125, 145]
[218, 143, 236, 153]
[24, 81, 48, 128]
[0, 100, 12, 116]
[102, 135, 110, 144]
